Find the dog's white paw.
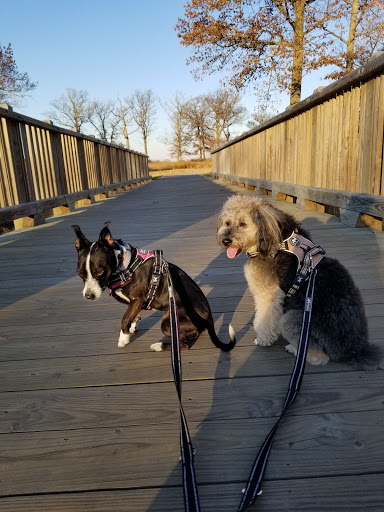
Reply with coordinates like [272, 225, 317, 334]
[285, 344, 297, 356]
[306, 350, 329, 366]
[150, 342, 164, 352]
[254, 336, 275, 347]
[285, 344, 329, 365]
[129, 322, 138, 334]
[118, 331, 130, 348]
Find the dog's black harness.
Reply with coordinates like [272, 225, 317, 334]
[239, 233, 325, 511]
[108, 244, 166, 310]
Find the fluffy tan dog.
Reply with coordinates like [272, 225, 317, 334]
[217, 194, 382, 368]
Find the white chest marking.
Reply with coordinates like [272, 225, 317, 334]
[115, 290, 130, 303]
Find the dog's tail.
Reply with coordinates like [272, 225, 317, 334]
[207, 322, 236, 352]
[350, 343, 383, 370]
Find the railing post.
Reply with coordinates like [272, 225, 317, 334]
[0, 105, 29, 204]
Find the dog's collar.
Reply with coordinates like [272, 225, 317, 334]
[114, 242, 132, 272]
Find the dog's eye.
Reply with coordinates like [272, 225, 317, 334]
[96, 269, 104, 276]
[225, 221, 231, 227]
[239, 222, 247, 227]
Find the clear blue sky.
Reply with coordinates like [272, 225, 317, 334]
[3, 0, 330, 160]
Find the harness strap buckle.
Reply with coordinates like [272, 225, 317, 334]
[144, 250, 165, 310]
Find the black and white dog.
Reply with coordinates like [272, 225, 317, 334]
[72, 222, 236, 352]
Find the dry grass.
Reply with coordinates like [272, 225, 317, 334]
[148, 159, 212, 177]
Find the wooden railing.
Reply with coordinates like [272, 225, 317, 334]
[0, 105, 150, 229]
[212, 53, 384, 229]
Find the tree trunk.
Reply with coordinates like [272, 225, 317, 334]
[346, 0, 359, 73]
[177, 112, 182, 161]
[290, 0, 306, 106]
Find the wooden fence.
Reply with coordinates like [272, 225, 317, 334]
[0, 105, 150, 229]
[212, 52, 384, 229]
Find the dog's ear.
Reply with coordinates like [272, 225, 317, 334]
[98, 221, 115, 247]
[253, 204, 283, 258]
[72, 225, 91, 251]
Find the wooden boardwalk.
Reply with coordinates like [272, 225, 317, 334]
[1, 175, 383, 511]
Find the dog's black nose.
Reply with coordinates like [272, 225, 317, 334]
[221, 238, 232, 247]
[85, 292, 96, 300]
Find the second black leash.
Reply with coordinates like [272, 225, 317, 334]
[238, 268, 317, 511]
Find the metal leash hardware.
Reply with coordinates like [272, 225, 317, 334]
[165, 262, 201, 512]
[238, 268, 318, 512]
[144, 249, 164, 310]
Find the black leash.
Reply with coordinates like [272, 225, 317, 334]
[238, 268, 317, 512]
[166, 262, 201, 512]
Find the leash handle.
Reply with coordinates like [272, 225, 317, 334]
[238, 269, 317, 512]
[167, 267, 201, 512]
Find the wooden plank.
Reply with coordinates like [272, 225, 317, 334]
[0, 475, 383, 512]
[1, 372, 383, 434]
[0, 341, 353, 393]
[372, 74, 384, 195]
[1, 411, 383, 496]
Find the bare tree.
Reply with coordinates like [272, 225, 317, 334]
[206, 89, 247, 146]
[88, 99, 118, 142]
[0, 42, 37, 104]
[44, 88, 90, 132]
[113, 98, 138, 149]
[160, 92, 190, 160]
[185, 96, 212, 159]
[247, 106, 275, 129]
[126, 89, 157, 155]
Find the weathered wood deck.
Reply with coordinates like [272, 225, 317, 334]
[1, 175, 384, 511]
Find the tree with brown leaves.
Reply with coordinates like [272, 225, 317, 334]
[176, 0, 332, 105]
[176, 0, 383, 105]
[321, 0, 384, 79]
[0, 42, 37, 104]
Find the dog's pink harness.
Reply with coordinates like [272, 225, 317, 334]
[108, 245, 156, 292]
[279, 231, 325, 298]
[247, 231, 325, 298]
[108, 244, 165, 310]
[279, 232, 325, 273]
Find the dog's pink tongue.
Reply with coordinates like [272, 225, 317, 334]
[227, 247, 239, 259]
